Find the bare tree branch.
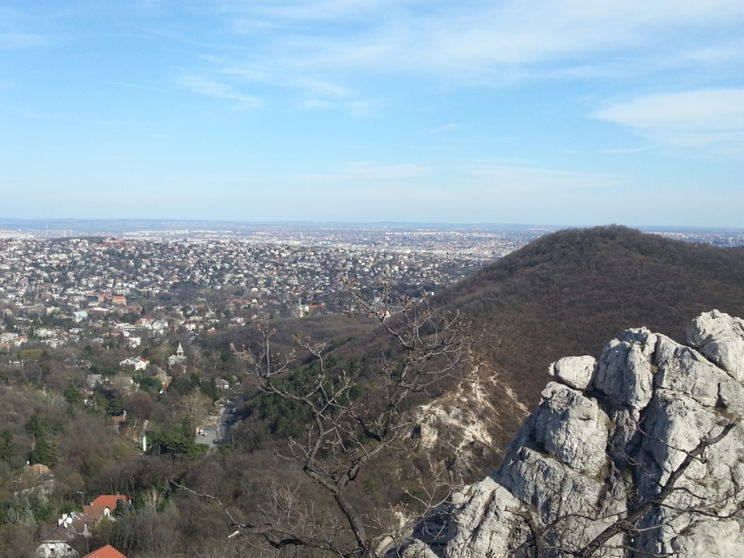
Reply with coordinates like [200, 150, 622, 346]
[575, 422, 736, 558]
[219, 283, 468, 557]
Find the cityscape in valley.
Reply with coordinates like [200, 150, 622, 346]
[2, 221, 743, 355]
[0, 223, 543, 347]
[2, 220, 743, 369]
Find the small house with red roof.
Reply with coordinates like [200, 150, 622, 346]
[82, 545, 127, 558]
[90, 494, 130, 514]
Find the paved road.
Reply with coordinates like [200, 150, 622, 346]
[196, 415, 221, 447]
[196, 402, 236, 448]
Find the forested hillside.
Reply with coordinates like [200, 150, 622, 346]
[437, 225, 744, 405]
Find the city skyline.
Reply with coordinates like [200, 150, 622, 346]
[2, 1, 744, 226]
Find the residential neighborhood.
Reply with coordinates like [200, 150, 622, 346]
[37, 495, 130, 558]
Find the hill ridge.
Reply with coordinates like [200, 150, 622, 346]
[415, 226, 744, 477]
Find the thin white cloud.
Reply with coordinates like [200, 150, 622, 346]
[175, 75, 262, 108]
[300, 97, 375, 116]
[343, 162, 429, 180]
[593, 88, 744, 147]
[344, 100, 378, 117]
[218, 0, 415, 22]
[222, 63, 353, 99]
[680, 39, 744, 65]
[466, 164, 622, 191]
[168, 0, 744, 122]
[102, 80, 167, 93]
[428, 123, 462, 134]
[302, 98, 334, 110]
[208, 0, 744, 82]
[296, 78, 351, 99]
[0, 31, 48, 49]
[218, 61, 374, 115]
[298, 161, 430, 182]
[602, 146, 654, 155]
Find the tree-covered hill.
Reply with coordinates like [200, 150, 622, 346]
[436, 225, 744, 406]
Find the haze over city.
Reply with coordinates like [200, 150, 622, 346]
[2, 1, 743, 225]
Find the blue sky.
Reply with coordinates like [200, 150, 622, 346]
[2, 0, 743, 226]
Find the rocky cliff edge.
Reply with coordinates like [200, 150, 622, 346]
[401, 310, 744, 558]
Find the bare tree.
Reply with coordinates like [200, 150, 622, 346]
[179, 282, 467, 557]
[176, 391, 212, 431]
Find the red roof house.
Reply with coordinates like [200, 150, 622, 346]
[83, 545, 127, 558]
[90, 494, 130, 512]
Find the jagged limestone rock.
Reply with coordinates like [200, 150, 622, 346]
[399, 539, 440, 558]
[402, 311, 744, 558]
[547, 355, 596, 391]
[593, 328, 656, 410]
[654, 334, 724, 407]
[401, 477, 528, 558]
[672, 520, 744, 558]
[446, 480, 527, 557]
[591, 328, 657, 467]
[687, 309, 744, 382]
[527, 382, 610, 474]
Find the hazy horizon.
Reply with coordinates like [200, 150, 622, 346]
[1, 217, 743, 234]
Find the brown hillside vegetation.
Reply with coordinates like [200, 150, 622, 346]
[435, 225, 744, 414]
[235, 226, 744, 483]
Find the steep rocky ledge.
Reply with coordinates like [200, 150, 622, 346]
[400, 310, 744, 557]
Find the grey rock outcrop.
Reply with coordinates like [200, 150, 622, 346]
[687, 309, 744, 383]
[547, 356, 596, 391]
[400, 310, 744, 558]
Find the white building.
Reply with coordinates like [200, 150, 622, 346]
[119, 357, 149, 371]
[168, 343, 187, 368]
[36, 541, 79, 558]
